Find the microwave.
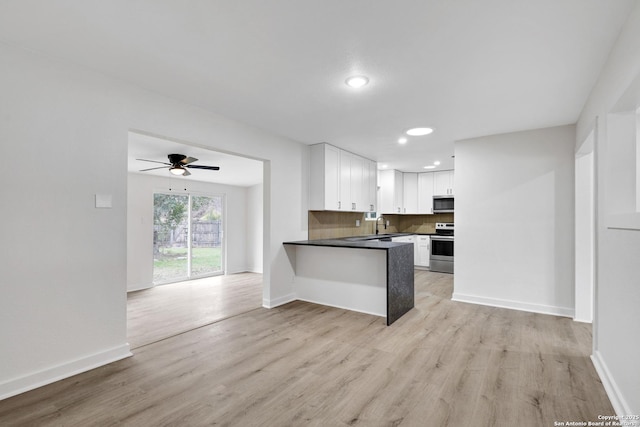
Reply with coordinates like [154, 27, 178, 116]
[433, 196, 454, 213]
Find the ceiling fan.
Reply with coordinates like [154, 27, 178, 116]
[137, 153, 220, 176]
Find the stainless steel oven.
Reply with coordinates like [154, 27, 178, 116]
[430, 223, 454, 273]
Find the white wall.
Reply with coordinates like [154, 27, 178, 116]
[127, 173, 253, 291]
[574, 149, 594, 323]
[453, 125, 576, 317]
[246, 183, 264, 273]
[576, 2, 640, 416]
[0, 43, 307, 399]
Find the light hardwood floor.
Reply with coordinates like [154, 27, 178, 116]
[0, 270, 614, 426]
[127, 273, 264, 348]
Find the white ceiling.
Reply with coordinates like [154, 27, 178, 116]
[0, 0, 635, 174]
[128, 132, 263, 186]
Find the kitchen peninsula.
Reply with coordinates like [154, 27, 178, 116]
[283, 236, 414, 325]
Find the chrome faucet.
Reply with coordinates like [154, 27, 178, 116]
[375, 216, 387, 235]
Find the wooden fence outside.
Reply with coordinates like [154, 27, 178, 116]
[154, 220, 222, 249]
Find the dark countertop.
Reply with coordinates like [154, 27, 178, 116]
[283, 232, 437, 250]
[283, 238, 410, 250]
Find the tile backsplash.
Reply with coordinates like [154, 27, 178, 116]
[308, 211, 454, 240]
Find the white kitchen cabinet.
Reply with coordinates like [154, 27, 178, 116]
[310, 143, 341, 210]
[417, 172, 435, 214]
[369, 160, 378, 212]
[378, 169, 404, 214]
[358, 158, 378, 212]
[402, 173, 418, 214]
[339, 150, 352, 211]
[380, 169, 454, 214]
[394, 171, 403, 213]
[416, 235, 430, 268]
[310, 143, 376, 212]
[434, 170, 455, 195]
[354, 155, 369, 212]
[347, 154, 377, 212]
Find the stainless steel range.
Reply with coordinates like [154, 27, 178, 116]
[430, 222, 454, 274]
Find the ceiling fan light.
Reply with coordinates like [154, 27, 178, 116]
[169, 165, 186, 176]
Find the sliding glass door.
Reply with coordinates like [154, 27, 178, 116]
[153, 194, 189, 283]
[190, 195, 223, 276]
[153, 193, 224, 284]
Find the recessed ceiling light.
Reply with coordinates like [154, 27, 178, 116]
[406, 127, 434, 136]
[433, 161, 441, 166]
[345, 75, 369, 88]
[380, 164, 388, 169]
[423, 165, 436, 169]
[398, 137, 407, 144]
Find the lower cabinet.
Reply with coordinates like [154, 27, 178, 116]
[391, 235, 430, 268]
[416, 235, 430, 268]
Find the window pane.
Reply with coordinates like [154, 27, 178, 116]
[191, 195, 223, 276]
[153, 194, 189, 283]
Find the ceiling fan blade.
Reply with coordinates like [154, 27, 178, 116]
[186, 164, 220, 171]
[140, 166, 169, 172]
[180, 156, 198, 165]
[182, 168, 191, 176]
[137, 158, 171, 165]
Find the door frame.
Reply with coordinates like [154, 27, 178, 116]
[574, 128, 596, 323]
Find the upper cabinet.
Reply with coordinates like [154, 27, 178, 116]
[379, 169, 403, 214]
[379, 169, 454, 214]
[310, 143, 340, 210]
[433, 170, 455, 195]
[339, 150, 353, 210]
[309, 143, 376, 212]
[402, 173, 418, 214]
[418, 172, 434, 214]
[367, 160, 377, 212]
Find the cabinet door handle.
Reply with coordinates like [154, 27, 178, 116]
[352, 202, 356, 210]
[338, 201, 341, 209]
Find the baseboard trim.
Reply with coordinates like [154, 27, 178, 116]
[591, 350, 636, 422]
[295, 297, 385, 318]
[0, 343, 132, 401]
[263, 293, 296, 309]
[127, 283, 153, 292]
[451, 292, 575, 318]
